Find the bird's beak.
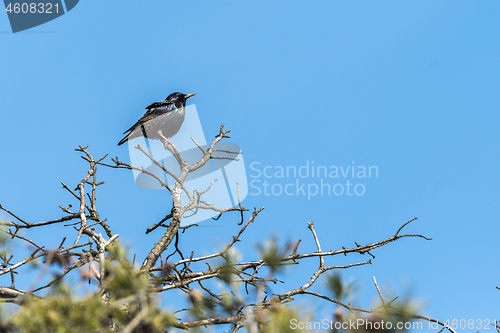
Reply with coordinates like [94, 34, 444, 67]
[185, 94, 196, 99]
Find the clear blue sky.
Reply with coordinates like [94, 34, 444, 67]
[1, 1, 499, 331]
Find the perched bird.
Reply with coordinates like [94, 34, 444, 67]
[118, 92, 195, 147]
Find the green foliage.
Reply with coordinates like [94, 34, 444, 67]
[256, 236, 293, 273]
[383, 293, 422, 327]
[10, 284, 174, 333]
[325, 272, 361, 304]
[11, 285, 111, 333]
[258, 305, 309, 333]
[216, 248, 241, 284]
[332, 288, 423, 333]
[0, 231, 12, 267]
[102, 244, 149, 300]
[1, 243, 174, 333]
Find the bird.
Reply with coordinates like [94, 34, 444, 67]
[118, 92, 195, 148]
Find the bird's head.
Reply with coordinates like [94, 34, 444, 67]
[166, 92, 196, 107]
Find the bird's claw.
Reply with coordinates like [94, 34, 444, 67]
[158, 131, 174, 149]
[163, 139, 176, 150]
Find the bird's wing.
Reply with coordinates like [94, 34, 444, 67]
[145, 100, 173, 110]
[122, 103, 175, 134]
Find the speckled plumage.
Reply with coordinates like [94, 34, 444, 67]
[118, 92, 195, 146]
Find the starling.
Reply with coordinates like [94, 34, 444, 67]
[118, 92, 195, 147]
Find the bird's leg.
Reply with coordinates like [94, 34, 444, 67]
[158, 130, 175, 149]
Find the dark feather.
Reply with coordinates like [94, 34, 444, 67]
[145, 100, 173, 110]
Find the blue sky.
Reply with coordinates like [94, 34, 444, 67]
[1, 0, 500, 331]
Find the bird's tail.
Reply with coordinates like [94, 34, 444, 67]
[118, 133, 130, 146]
